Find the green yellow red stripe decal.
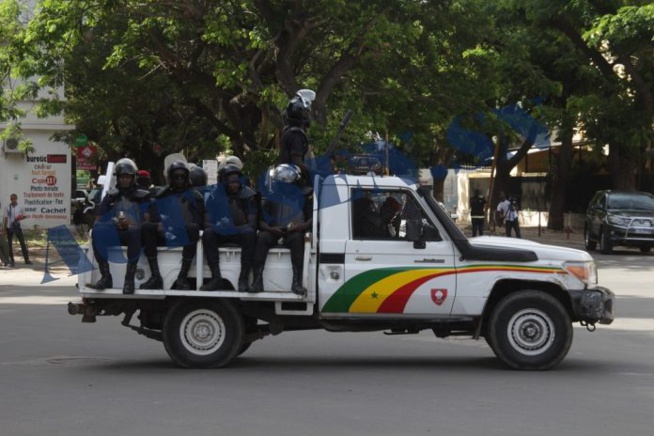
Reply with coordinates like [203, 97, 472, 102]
[350, 269, 445, 313]
[322, 264, 564, 313]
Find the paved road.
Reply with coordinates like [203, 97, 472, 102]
[0, 244, 652, 436]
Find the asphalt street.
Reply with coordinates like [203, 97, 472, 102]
[0, 235, 652, 436]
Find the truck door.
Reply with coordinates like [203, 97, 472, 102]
[320, 187, 457, 317]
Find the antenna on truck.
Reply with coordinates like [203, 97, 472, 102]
[324, 110, 354, 158]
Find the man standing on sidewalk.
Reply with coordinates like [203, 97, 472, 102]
[3, 193, 32, 266]
[497, 193, 521, 238]
[0, 199, 11, 267]
[470, 189, 486, 237]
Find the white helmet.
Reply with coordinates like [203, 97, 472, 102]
[218, 155, 243, 173]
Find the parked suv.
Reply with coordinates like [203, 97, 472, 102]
[584, 190, 654, 254]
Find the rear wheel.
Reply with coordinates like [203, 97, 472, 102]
[163, 299, 244, 368]
[486, 290, 573, 370]
[599, 228, 613, 254]
[584, 225, 596, 251]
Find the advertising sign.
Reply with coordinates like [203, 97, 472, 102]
[76, 144, 97, 170]
[21, 153, 70, 227]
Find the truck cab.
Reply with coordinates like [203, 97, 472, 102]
[69, 173, 614, 370]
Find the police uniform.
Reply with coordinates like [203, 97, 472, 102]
[201, 178, 258, 291]
[251, 177, 313, 295]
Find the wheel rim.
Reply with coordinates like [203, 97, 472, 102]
[179, 309, 226, 356]
[506, 308, 555, 356]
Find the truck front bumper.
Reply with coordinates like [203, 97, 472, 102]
[569, 286, 615, 325]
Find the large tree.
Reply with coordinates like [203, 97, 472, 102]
[3, 0, 493, 179]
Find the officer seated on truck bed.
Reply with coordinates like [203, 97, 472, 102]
[201, 164, 258, 292]
[251, 164, 313, 295]
[91, 158, 154, 294]
[140, 160, 206, 290]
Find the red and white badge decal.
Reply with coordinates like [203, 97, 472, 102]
[431, 288, 448, 306]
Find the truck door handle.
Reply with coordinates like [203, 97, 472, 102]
[355, 256, 372, 261]
[415, 258, 445, 264]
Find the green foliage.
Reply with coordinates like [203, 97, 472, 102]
[0, 0, 651, 189]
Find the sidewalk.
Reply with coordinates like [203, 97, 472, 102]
[0, 245, 75, 286]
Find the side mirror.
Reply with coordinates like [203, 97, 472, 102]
[406, 219, 426, 249]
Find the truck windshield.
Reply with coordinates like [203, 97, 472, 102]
[418, 186, 467, 242]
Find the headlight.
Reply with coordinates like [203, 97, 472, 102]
[563, 261, 598, 286]
[607, 215, 630, 227]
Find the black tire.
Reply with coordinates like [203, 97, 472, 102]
[237, 341, 253, 357]
[599, 228, 612, 254]
[162, 299, 244, 368]
[486, 290, 573, 371]
[584, 225, 596, 251]
[639, 246, 651, 253]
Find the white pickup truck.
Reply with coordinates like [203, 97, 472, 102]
[69, 174, 614, 370]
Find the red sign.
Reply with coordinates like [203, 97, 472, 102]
[431, 288, 448, 306]
[76, 144, 97, 170]
[47, 154, 67, 164]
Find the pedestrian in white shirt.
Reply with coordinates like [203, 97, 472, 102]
[3, 193, 32, 266]
[496, 193, 521, 238]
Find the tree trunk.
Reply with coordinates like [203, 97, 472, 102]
[608, 144, 638, 190]
[547, 128, 572, 230]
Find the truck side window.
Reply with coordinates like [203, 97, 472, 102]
[352, 190, 387, 238]
[402, 194, 442, 242]
[351, 188, 441, 241]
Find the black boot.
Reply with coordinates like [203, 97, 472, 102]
[200, 261, 222, 291]
[92, 260, 113, 290]
[123, 263, 137, 295]
[238, 271, 250, 293]
[249, 266, 264, 293]
[291, 264, 306, 296]
[140, 257, 163, 289]
[172, 259, 193, 290]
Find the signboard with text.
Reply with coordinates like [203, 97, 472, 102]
[21, 153, 70, 227]
[76, 144, 97, 170]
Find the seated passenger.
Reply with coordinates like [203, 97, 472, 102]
[251, 164, 312, 295]
[201, 164, 258, 292]
[380, 195, 402, 237]
[91, 158, 153, 294]
[352, 192, 387, 238]
[140, 160, 206, 290]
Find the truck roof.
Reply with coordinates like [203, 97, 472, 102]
[322, 174, 418, 189]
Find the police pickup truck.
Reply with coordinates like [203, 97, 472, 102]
[69, 174, 614, 370]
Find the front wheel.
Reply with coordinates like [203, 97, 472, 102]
[486, 290, 573, 370]
[163, 299, 244, 368]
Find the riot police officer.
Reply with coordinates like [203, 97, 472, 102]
[280, 89, 315, 184]
[201, 164, 258, 292]
[140, 160, 206, 290]
[189, 164, 208, 188]
[91, 158, 153, 294]
[251, 164, 313, 295]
